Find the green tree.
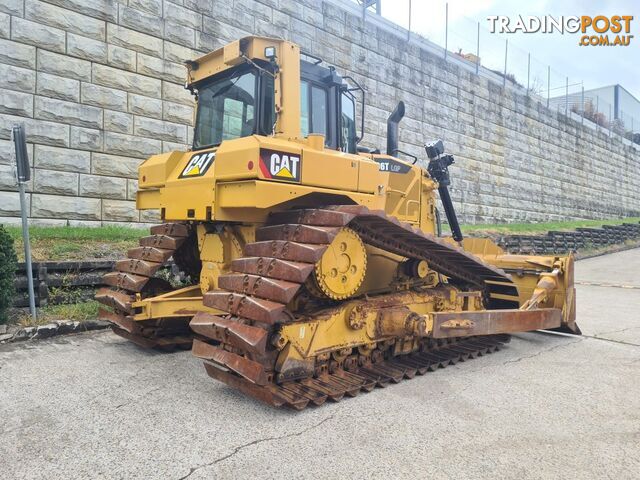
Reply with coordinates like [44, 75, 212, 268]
[0, 224, 17, 324]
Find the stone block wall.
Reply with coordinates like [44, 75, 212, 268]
[0, 0, 638, 226]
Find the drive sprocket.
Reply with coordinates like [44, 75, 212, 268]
[312, 227, 367, 300]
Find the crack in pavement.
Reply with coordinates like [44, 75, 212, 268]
[451, 339, 585, 395]
[575, 281, 640, 290]
[176, 415, 335, 480]
[500, 338, 586, 366]
[463, 338, 585, 373]
[590, 326, 640, 337]
[580, 334, 640, 347]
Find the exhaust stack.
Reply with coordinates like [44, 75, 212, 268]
[386, 101, 405, 156]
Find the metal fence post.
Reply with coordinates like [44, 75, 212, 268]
[503, 39, 508, 88]
[11, 124, 36, 321]
[444, 3, 448, 60]
[476, 22, 480, 75]
[596, 95, 599, 132]
[546, 66, 550, 108]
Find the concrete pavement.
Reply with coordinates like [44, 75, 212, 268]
[1, 249, 639, 479]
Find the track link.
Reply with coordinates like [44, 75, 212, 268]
[193, 206, 519, 408]
[96, 222, 193, 350]
[200, 334, 511, 410]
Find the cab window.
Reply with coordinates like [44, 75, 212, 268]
[340, 92, 357, 154]
[194, 69, 257, 148]
[259, 73, 275, 135]
[222, 97, 253, 140]
[300, 80, 328, 139]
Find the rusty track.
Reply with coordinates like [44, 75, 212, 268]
[198, 334, 510, 410]
[96, 223, 193, 350]
[193, 206, 520, 408]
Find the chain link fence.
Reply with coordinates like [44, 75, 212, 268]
[353, 0, 640, 145]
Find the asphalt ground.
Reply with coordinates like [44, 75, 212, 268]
[1, 249, 639, 479]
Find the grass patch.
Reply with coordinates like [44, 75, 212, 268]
[458, 217, 640, 236]
[17, 300, 100, 326]
[5, 225, 142, 262]
[5, 225, 143, 242]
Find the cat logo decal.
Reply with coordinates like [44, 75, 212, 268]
[259, 149, 301, 182]
[179, 151, 215, 178]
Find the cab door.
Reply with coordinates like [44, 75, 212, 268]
[298, 68, 358, 191]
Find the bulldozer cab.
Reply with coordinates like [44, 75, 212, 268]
[138, 36, 424, 226]
[187, 37, 359, 154]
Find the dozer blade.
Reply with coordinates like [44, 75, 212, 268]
[203, 291, 286, 324]
[552, 255, 581, 335]
[244, 241, 327, 263]
[190, 312, 269, 355]
[218, 273, 301, 304]
[552, 324, 582, 335]
[460, 238, 581, 334]
[193, 339, 268, 385]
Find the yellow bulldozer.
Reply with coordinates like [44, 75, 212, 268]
[96, 37, 579, 410]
